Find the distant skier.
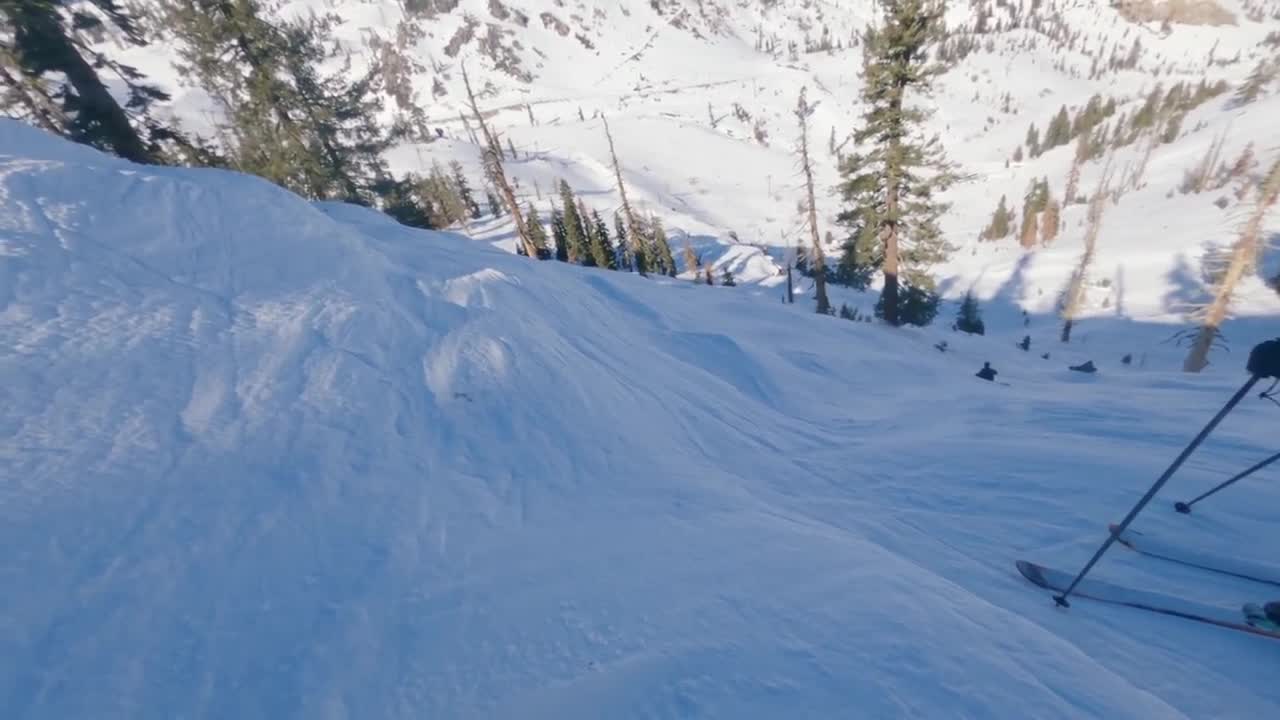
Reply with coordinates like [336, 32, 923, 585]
[976, 362, 997, 382]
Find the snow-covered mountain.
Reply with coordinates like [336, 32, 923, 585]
[97, 0, 1280, 362]
[5, 115, 1280, 720]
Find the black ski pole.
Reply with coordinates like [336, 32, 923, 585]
[1174, 449, 1280, 514]
[1053, 374, 1260, 607]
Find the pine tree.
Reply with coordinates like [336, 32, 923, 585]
[550, 206, 569, 262]
[2, 0, 192, 164]
[589, 209, 616, 269]
[836, 0, 957, 327]
[524, 204, 551, 258]
[1045, 105, 1072, 148]
[721, 268, 737, 286]
[557, 179, 589, 263]
[1026, 123, 1041, 158]
[451, 161, 482, 219]
[1234, 58, 1277, 106]
[614, 214, 632, 271]
[954, 292, 985, 334]
[981, 195, 1012, 240]
[159, 0, 389, 202]
[649, 216, 678, 277]
[372, 173, 434, 229]
[486, 189, 503, 217]
[428, 160, 467, 226]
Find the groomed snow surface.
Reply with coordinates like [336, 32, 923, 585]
[3, 121, 1280, 719]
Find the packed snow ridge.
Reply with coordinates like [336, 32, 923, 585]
[3, 119, 1280, 719]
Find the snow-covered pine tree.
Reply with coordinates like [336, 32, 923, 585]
[836, 0, 957, 327]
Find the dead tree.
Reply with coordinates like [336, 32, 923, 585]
[603, 115, 647, 275]
[1183, 157, 1280, 372]
[796, 87, 831, 314]
[1061, 160, 1115, 342]
[461, 65, 541, 258]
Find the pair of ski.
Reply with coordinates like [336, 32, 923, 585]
[1017, 525, 1280, 640]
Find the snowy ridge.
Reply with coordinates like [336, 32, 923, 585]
[4, 120, 1280, 718]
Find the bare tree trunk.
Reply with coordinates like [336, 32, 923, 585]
[461, 65, 540, 258]
[603, 115, 647, 276]
[796, 87, 830, 315]
[880, 86, 904, 326]
[1061, 161, 1115, 342]
[1184, 158, 1280, 372]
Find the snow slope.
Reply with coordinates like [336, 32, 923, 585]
[4, 120, 1280, 719]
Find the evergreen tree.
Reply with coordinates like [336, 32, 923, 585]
[721, 268, 737, 286]
[981, 194, 1012, 240]
[428, 160, 467, 226]
[557, 179, 588, 263]
[614, 213, 631, 271]
[589, 209, 616, 269]
[954, 292, 985, 334]
[451, 160, 481, 219]
[835, 0, 957, 326]
[1, 0, 194, 164]
[159, 0, 389, 202]
[524, 204, 551, 258]
[1234, 58, 1276, 106]
[1025, 123, 1041, 158]
[372, 173, 434, 229]
[550, 206, 569, 262]
[1045, 105, 1072, 148]
[649, 216, 678, 277]
[486, 189, 503, 216]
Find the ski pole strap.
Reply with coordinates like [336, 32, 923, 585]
[1054, 374, 1261, 607]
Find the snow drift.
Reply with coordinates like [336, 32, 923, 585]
[3, 120, 1280, 719]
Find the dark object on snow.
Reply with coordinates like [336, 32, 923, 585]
[1122, 353, 1132, 365]
[435, 127, 445, 138]
[1017, 335, 1031, 351]
[1048, 371, 1264, 607]
[976, 362, 997, 381]
[935, 340, 949, 353]
[1247, 338, 1280, 378]
[1041, 352, 1050, 360]
[1069, 360, 1097, 373]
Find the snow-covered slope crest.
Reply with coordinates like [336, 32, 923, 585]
[4, 121, 1280, 719]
